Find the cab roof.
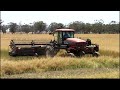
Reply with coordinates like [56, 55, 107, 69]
[55, 29, 75, 32]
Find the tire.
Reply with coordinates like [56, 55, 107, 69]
[92, 52, 100, 57]
[9, 52, 12, 56]
[34, 53, 39, 57]
[45, 45, 55, 57]
[74, 51, 85, 57]
[9, 52, 16, 57]
[79, 51, 85, 57]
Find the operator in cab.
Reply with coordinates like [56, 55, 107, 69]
[63, 32, 70, 40]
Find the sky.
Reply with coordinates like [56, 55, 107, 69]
[1, 11, 119, 25]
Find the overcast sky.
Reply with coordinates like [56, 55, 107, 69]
[1, 11, 119, 25]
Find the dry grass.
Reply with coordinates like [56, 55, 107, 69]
[2, 68, 119, 78]
[1, 34, 53, 50]
[1, 34, 119, 52]
[1, 56, 119, 76]
[0, 33, 119, 78]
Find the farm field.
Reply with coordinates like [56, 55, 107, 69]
[2, 68, 119, 78]
[0, 34, 119, 78]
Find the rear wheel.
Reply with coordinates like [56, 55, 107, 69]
[45, 46, 55, 57]
[92, 52, 100, 57]
[79, 51, 85, 57]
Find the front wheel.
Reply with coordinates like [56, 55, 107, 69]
[74, 51, 85, 57]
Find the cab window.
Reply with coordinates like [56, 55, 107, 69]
[54, 32, 62, 43]
[69, 32, 74, 38]
[54, 32, 58, 41]
[63, 31, 74, 38]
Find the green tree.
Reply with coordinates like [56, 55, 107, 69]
[68, 21, 85, 33]
[84, 23, 92, 34]
[48, 22, 64, 32]
[109, 21, 119, 33]
[21, 24, 31, 34]
[33, 21, 47, 33]
[1, 25, 7, 34]
[9, 22, 17, 34]
[92, 19, 104, 34]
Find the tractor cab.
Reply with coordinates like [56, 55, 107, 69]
[53, 29, 75, 44]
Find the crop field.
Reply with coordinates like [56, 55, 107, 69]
[0, 34, 119, 78]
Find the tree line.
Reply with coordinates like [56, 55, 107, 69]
[0, 20, 119, 34]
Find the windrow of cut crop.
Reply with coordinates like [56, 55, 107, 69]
[1, 56, 119, 76]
